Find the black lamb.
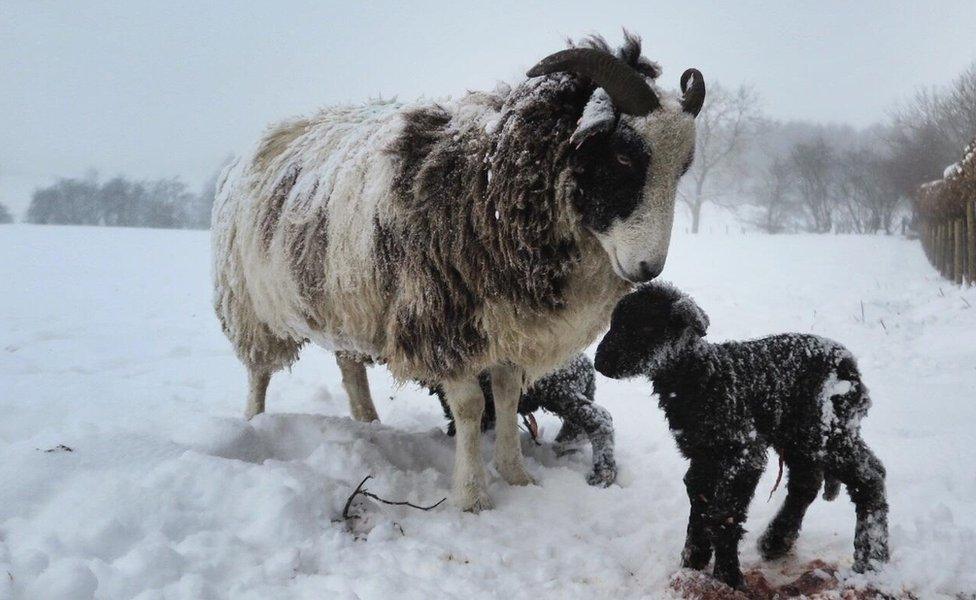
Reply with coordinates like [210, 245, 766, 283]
[594, 282, 889, 590]
[430, 354, 616, 487]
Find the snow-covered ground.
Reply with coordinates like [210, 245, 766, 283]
[1, 224, 974, 599]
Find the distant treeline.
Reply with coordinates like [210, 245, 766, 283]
[0, 202, 13, 224]
[678, 60, 976, 234]
[22, 167, 223, 230]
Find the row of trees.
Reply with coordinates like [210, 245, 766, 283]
[22, 168, 222, 229]
[681, 61, 976, 234]
[0, 202, 13, 224]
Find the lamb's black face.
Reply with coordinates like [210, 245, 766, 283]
[595, 284, 708, 379]
[569, 123, 651, 233]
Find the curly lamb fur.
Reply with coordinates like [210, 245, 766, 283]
[212, 33, 701, 511]
[595, 283, 890, 590]
[431, 354, 616, 487]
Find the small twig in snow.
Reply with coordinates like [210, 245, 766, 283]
[962, 297, 971, 308]
[879, 319, 887, 333]
[40, 444, 73, 453]
[341, 476, 446, 521]
[860, 300, 865, 323]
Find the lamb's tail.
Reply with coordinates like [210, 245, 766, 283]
[823, 476, 842, 501]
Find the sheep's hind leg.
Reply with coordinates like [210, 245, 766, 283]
[443, 378, 493, 512]
[242, 336, 303, 420]
[830, 439, 889, 572]
[336, 353, 379, 422]
[245, 368, 271, 420]
[758, 458, 823, 560]
[489, 364, 536, 486]
[549, 397, 616, 486]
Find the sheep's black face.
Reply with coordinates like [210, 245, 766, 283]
[595, 283, 708, 379]
[569, 123, 651, 234]
[567, 109, 697, 284]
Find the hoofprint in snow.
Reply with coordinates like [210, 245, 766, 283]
[1, 224, 975, 599]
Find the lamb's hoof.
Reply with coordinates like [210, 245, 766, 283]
[681, 546, 712, 571]
[496, 461, 536, 486]
[712, 566, 746, 593]
[757, 529, 795, 561]
[586, 466, 616, 487]
[852, 553, 888, 574]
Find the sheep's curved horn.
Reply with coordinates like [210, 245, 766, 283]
[680, 68, 706, 117]
[526, 48, 660, 116]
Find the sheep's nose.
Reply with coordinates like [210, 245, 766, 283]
[635, 261, 663, 282]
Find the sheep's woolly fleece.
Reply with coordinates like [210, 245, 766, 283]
[1, 225, 975, 599]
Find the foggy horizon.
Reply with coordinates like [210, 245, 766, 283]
[2, 0, 974, 214]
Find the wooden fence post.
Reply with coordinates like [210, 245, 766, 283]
[941, 222, 949, 277]
[966, 198, 976, 285]
[955, 218, 965, 285]
[942, 219, 952, 279]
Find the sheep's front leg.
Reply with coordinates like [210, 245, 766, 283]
[682, 458, 716, 570]
[707, 450, 765, 591]
[489, 364, 536, 486]
[443, 378, 493, 512]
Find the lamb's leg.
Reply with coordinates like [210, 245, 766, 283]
[831, 439, 889, 572]
[245, 368, 271, 420]
[758, 458, 823, 560]
[682, 458, 716, 570]
[489, 364, 535, 486]
[707, 450, 765, 591]
[336, 354, 379, 423]
[549, 396, 616, 486]
[443, 378, 492, 512]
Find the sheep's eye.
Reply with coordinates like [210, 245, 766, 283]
[616, 153, 632, 167]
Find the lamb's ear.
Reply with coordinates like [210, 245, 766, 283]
[674, 297, 710, 336]
[571, 88, 619, 148]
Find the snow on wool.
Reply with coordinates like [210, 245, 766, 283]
[210, 34, 704, 511]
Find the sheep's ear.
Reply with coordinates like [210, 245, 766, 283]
[674, 297, 709, 336]
[570, 88, 619, 148]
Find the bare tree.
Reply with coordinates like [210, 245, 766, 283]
[886, 61, 976, 197]
[747, 157, 796, 233]
[836, 146, 902, 234]
[680, 83, 760, 233]
[790, 138, 837, 233]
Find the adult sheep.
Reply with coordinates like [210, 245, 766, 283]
[212, 33, 705, 511]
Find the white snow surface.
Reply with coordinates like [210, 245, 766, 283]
[2, 225, 975, 599]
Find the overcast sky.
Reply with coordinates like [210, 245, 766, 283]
[2, 0, 974, 215]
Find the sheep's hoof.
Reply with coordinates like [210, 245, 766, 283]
[496, 461, 536, 486]
[712, 566, 746, 592]
[454, 490, 494, 513]
[586, 466, 616, 487]
[757, 529, 796, 561]
[681, 546, 712, 571]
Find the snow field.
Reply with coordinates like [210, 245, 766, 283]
[1, 225, 974, 599]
